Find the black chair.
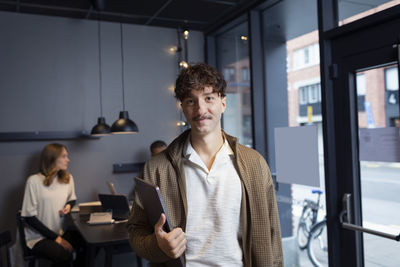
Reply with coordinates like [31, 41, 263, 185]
[17, 212, 74, 267]
[0, 230, 12, 267]
[16, 212, 39, 267]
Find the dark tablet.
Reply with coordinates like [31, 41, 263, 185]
[134, 177, 185, 267]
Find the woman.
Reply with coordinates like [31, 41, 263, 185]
[21, 143, 82, 266]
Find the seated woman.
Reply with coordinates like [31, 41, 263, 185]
[21, 143, 83, 266]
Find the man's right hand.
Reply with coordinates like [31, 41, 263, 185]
[154, 213, 187, 259]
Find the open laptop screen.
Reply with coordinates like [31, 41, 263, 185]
[98, 194, 130, 221]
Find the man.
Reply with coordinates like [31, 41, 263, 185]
[150, 140, 167, 157]
[128, 63, 283, 266]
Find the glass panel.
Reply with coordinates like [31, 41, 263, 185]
[385, 67, 399, 91]
[216, 22, 252, 147]
[355, 65, 400, 267]
[338, 0, 400, 27]
[262, 0, 327, 266]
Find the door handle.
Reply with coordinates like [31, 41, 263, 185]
[340, 193, 400, 241]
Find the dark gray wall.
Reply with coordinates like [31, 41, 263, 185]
[0, 11, 204, 237]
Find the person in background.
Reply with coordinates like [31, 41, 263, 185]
[128, 63, 283, 266]
[150, 140, 167, 157]
[21, 143, 84, 267]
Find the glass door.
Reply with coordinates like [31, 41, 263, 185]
[329, 11, 400, 267]
[355, 64, 400, 266]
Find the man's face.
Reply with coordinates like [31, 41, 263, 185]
[181, 86, 226, 137]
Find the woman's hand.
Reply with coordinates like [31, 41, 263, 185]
[55, 236, 73, 252]
[59, 204, 71, 217]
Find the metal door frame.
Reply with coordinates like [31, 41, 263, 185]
[319, 2, 400, 266]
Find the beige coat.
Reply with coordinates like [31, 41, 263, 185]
[127, 130, 283, 266]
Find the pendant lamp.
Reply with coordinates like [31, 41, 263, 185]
[111, 23, 139, 134]
[91, 20, 111, 136]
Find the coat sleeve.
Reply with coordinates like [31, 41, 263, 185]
[127, 167, 171, 263]
[264, 160, 284, 267]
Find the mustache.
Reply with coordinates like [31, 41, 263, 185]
[192, 115, 212, 121]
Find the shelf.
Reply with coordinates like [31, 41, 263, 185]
[0, 131, 100, 142]
[113, 162, 145, 173]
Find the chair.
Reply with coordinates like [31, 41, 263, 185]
[16, 212, 39, 267]
[16, 212, 73, 267]
[0, 230, 12, 267]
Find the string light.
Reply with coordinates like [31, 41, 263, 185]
[241, 36, 248, 41]
[168, 84, 175, 93]
[169, 46, 178, 54]
[183, 30, 189, 40]
[179, 61, 189, 68]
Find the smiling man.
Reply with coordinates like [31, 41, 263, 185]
[128, 63, 283, 267]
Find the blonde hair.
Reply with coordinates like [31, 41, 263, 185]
[40, 143, 70, 186]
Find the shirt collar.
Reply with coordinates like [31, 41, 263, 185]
[183, 134, 233, 161]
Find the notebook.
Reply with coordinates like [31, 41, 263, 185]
[134, 177, 185, 267]
[98, 194, 130, 221]
[87, 212, 114, 225]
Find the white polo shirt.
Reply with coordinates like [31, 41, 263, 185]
[183, 137, 243, 267]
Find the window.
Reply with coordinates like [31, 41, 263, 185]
[262, 1, 326, 265]
[356, 74, 366, 95]
[292, 43, 320, 71]
[339, 0, 399, 27]
[304, 46, 310, 64]
[299, 87, 308, 105]
[292, 49, 304, 70]
[241, 67, 250, 81]
[298, 83, 321, 104]
[223, 67, 236, 82]
[385, 67, 398, 91]
[216, 21, 252, 148]
[356, 73, 366, 112]
[308, 84, 320, 103]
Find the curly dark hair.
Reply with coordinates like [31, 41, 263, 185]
[150, 140, 167, 152]
[174, 63, 226, 101]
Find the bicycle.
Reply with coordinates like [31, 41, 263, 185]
[307, 218, 328, 267]
[297, 189, 323, 250]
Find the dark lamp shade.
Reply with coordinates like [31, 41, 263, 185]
[91, 117, 111, 136]
[111, 111, 139, 134]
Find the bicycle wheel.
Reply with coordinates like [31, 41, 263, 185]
[297, 206, 313, 250]
[307, 220, 328, 267]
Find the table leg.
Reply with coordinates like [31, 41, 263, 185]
[105, 246, 113, 267]
[86, 244, 96, 267]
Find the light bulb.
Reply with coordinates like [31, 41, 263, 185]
[241, 36, 248, 41]
[183, 30, 189, 40]
[169, 46, 177, 54]
[179, 61, 189, 68]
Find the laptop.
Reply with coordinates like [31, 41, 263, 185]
[98, 194, 130, 221]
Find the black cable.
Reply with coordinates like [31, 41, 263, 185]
[98, 19, 103, 116]
[120, 22, 126, 111]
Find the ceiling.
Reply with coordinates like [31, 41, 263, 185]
[0, 0, 262, 31]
